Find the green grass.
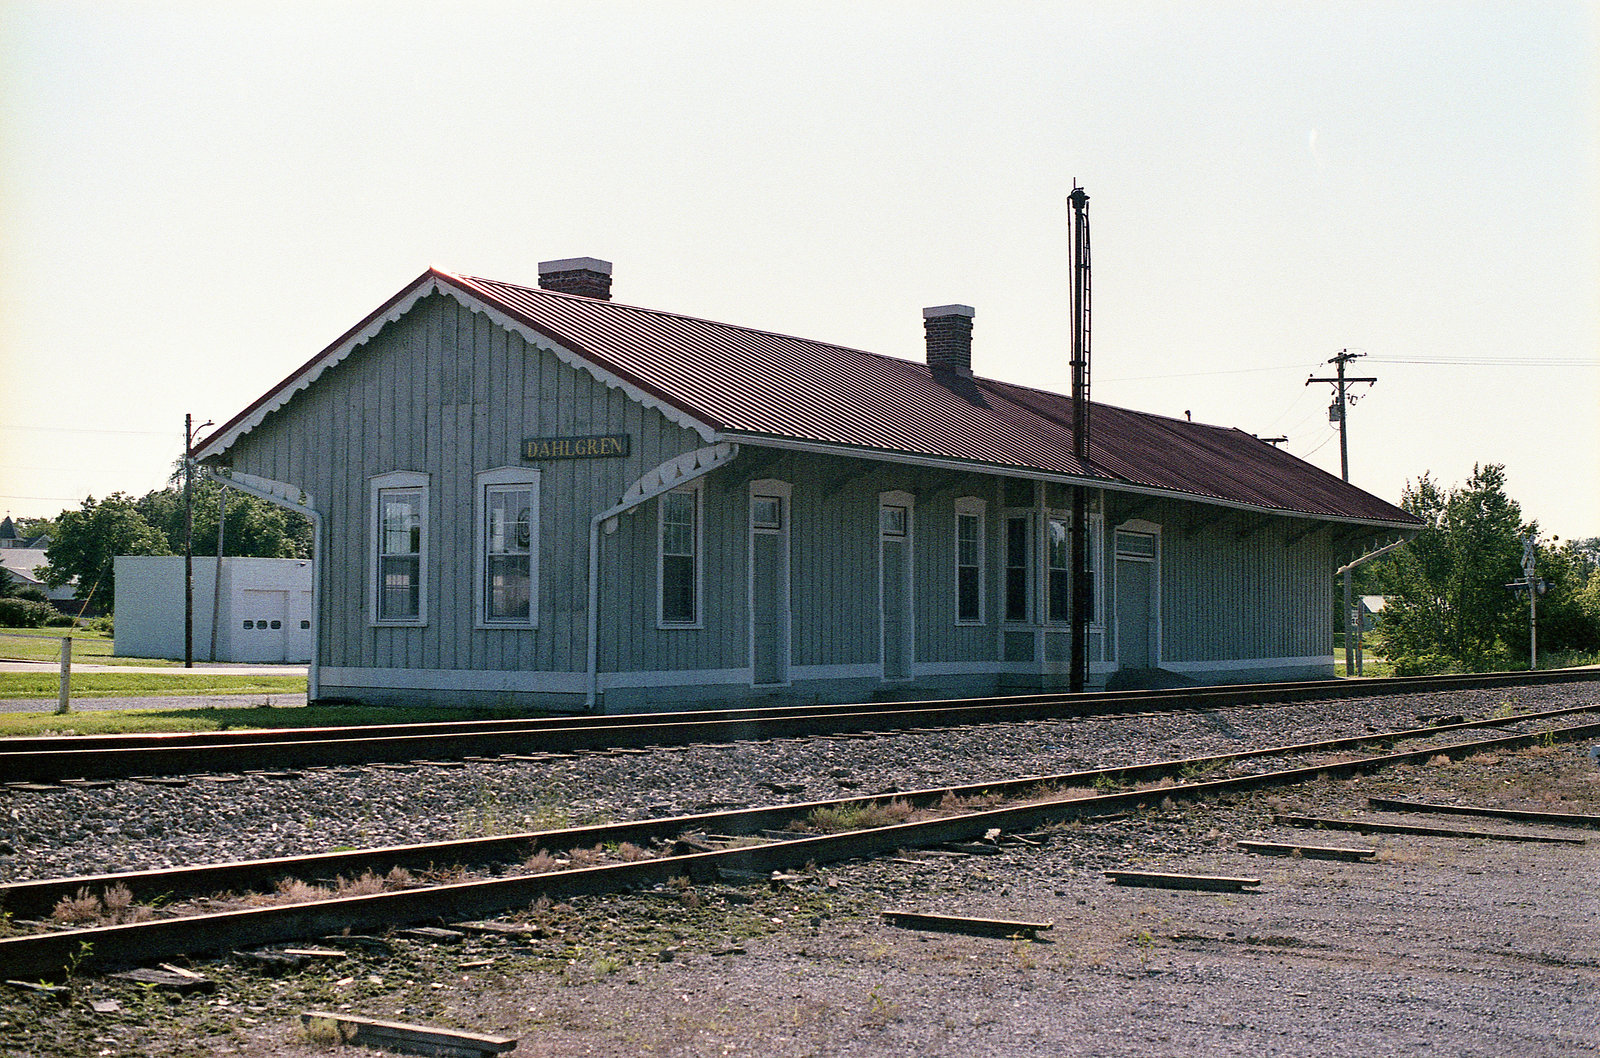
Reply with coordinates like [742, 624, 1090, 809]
[0, 671, 308, 699]
[0, 626, 180, 667]
[0, 702, 538, 738]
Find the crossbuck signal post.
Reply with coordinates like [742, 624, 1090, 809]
[1307, 350, 1378, 674]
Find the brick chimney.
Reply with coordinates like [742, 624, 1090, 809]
[538, 257, 613, 300]
[923, 304, 976, 376]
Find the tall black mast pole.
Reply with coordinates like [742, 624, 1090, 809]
[1069, 185, 1092, 693]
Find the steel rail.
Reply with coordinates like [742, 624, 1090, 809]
[3, 701, 1596, 918]
[4, 716, 1597, 978]
[4, 669, 1595, 782]
[8, 666, 1596, 753]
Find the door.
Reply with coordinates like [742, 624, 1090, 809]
[750, 489, 789, 685]
[1115, 558, 1152, 667]
[1114, 528, 1158, 669]
[879, 495, 913, 680]
[238, 589, 290, 663]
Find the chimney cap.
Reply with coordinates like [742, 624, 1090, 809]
[922, 304, 975, 320]
[539, 257, 613, 275]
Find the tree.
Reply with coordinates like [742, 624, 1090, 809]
[40, 493, 172, 612]
[1373, 464, 1530, 673]
[136, 480, 312, 560]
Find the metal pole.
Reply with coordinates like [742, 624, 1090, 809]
[184, 414, 194, 669]
[1068, 184, 1092, 694]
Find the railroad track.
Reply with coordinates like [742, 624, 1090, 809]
[5, 667, 1596, 782]
[3, 702, 1597, 979]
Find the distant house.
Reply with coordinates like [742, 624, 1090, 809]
[113, 556, 313, 663]
[194, 259, 1420, 711]
[0, 516, 76, 610]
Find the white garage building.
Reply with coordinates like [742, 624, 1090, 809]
[113, 556, 313, 663]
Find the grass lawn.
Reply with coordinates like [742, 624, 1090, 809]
[0, 702, 539, 738]
[0, 671, 308, 700]
[0, 625, 180, 666]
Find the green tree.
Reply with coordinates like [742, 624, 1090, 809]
[40, 493, 172, 611]
[136, 479, 312, 559]
[1373, 464, 1530, 673]
[1531, 540, 1600, 657]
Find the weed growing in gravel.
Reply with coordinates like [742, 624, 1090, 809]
[805, 799, 913, 833]
[525, 849, 559, 873]
[50, 884, 152, 926]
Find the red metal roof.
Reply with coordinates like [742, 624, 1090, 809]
[199, 268, 1419, 528]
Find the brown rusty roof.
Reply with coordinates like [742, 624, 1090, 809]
[198, 268, 1418, 528]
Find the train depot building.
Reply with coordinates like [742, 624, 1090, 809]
[195, 259, 1420, 712]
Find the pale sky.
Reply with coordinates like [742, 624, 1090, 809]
[3, 1, 1597, 541]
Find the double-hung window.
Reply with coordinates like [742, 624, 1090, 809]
[1004, 514, 1032, 622]
[659, 486, 701, 627]
[954, 499, 985, 625]
[1047, 516, 1071, 622]
[477, 467, 540, 627]
[371, 472, 428, 625]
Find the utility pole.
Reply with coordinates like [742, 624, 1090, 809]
[183, 414, 213, 669]
[1505, 535, 1543, 670]
[1068, 183, 1092, 694]
[1307, 351, 1377, 675]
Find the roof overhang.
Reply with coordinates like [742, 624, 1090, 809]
[193, 269, 718, 462]
[721, 432, 1421, 534]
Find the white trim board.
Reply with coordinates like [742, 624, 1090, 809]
[1160, 656, 1337, 673]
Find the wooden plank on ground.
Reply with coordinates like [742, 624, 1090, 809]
[1274, 814, 1587, 844]
[880, 909, 1053, 939]
[301, 1011, 517, 1057]
[1238, 840, 1376, 862]
[1367, 797, 1600, 828]
[1104, 871, 1260, 892]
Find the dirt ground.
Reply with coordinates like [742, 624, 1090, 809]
[5, 741, 1598, 1057]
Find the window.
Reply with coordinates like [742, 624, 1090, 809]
[880, 504, 908, 538]
[378, 487, 424, 621]
[954, 499, 985, 625]
[1004, 514, 1031, 622]
[269, 620, 282, 630]
[299, 620, 311, 630]
[371, 471, 428, 625]
[475, 468, 540, 628]
[484, 485, 533, 623]
[242, 620, 254, 629]
[1047, 514, 1102, 624]
[752, 495, 782, 531]
[660, 486, 701, 626]
[1048, 517, 1070, 622]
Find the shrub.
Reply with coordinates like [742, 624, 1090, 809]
[89, 615, 114, 635]
[44, 613, 76, 627]
[11, 586, 49, 604]
[0, 597, 56, 627]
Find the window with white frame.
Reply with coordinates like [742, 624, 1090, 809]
[659, 486, 701, 626]
[1046, 512, 1103, 625]
[1004, 513, 1032, 622]
[955, 499, 985, 625]
[1047, 516, 1071, 622]
[371, 473, 428, 624]
[478, 468, 539, 626]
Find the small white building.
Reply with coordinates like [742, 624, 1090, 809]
[114, 556, 313, 663]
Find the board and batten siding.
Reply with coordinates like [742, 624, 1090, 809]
[221, 294, 709, 697]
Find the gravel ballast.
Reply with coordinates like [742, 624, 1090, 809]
[2, 679, 1598, 1056]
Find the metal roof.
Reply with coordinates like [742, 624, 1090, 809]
[197, 268, 1419, 529]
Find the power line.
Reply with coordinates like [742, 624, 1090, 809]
[1369, 356, 1599, 367]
